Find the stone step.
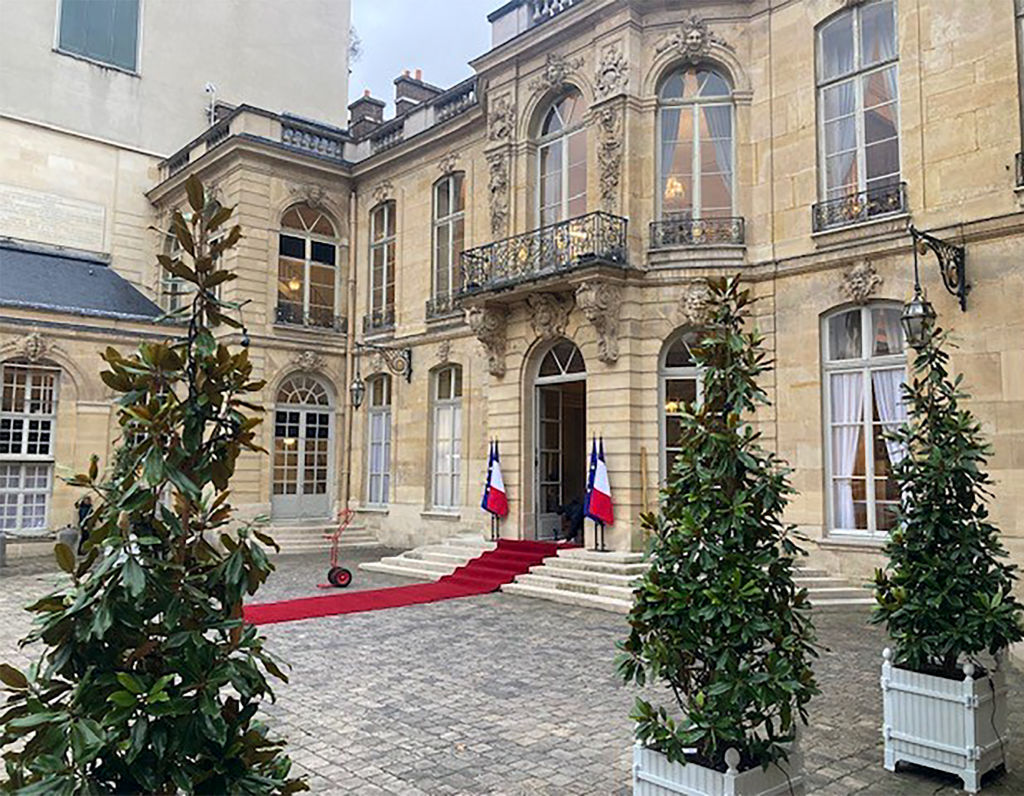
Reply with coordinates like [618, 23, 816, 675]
[359, 561, 440, 582]
[529, 563, 641, 588]
[501, 581, 632, 613]
[545, 554, 649, 576]
[557, 548, 646, 564]
[442, 535, 496, 552]
[515, 573, 634, 601]
[406, 547, 478, 566]
[378, 555, 453, 574]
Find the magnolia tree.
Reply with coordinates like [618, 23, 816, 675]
[0, 176, 307, 794]
[618, 276, 818, 772]
[873, 328, 1024, 676]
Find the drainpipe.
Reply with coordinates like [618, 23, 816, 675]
[340, 188, 358, 510]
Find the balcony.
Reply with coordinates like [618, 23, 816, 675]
[458, 212, 628, 300]
[363, 309, 395, 335]
[275, 304, 347, 332]
[426, 293, 462, 320]
[812, 182, 907, 232]
[650, 216, 745, 248]
[490, 0, 584, 47]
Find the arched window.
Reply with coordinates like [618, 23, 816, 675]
[659, 332, 702, 480]
[816, 0, 900, 222]
[537, 339, 586, 380]
[431, 174, 465, 316]
[658, 66, 735, 227]
[277, 204, 341, 330]
[537, 88, 587, 226]
[431, 366, 463, 508]
[366, 375, 392, 505]
[822, 303, 906, 538]
[272, 374, 333, 520]
[0, 360, 59, 532]
[368, 202, 397, 332]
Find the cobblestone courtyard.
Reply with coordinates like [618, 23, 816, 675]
[2, 547, 1023, 794]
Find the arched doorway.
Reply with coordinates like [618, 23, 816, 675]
[534, 339, 586, 540]
[272, 374, 333, 521]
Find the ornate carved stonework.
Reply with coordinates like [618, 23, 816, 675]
[367, 351, 386, 375]
[17, 332, 51, 362]
[597, 107, 623, 213]
[677, 281, 714, 326]
[527, 293, 574, 341]
[656, 17, 733, 63]
[466, 306, 509, 378]
[438, 152, 460, 176]
[293, 350, 327, 372]
[840, 261, 883, 304]
[289, 183, 329, 208]
[529, 52, 585, 93]
[487, 152, 509, 238]
[436, 339, 451, 364]
[575, 281, 622, 364]
[371, 179, 394, 205]
[488, 95, 516, 142]
[594, 43, 628, 99]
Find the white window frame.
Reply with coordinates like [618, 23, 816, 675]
[655, 69, 736, 221]
[658, 332, 703, 483]
[431, 366, 463, 509]
[815, 0, 901, 201]
[536, 91, 587, 226]
[821, 303, 907, 540]
[432, 174, 466, 304]
[54, 0, 143, 75]
[366, 375, 392, 506]
[277, 208, 341, 329]
[369, 202, 396, 324]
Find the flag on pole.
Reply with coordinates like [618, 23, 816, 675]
[585, 436, 614, 526]
[481, 440, 509, 517]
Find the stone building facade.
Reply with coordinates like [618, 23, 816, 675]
[2, 0, 1023, 583]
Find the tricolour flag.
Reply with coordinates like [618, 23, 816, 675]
[584, 437, 614, 526]
[481, 440, 509, 518]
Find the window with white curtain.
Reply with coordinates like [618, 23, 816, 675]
[823, 304, 906, 538]
[432, 174, 465, 308]
[658, 67, 734, 220]
[431, 366, 463, 509]
[659, 332, 702, 481]
[366, 375, 392, 505]
[0, 362, 59, 533]
[537, 89, 587, 227]
[817, 0, 900, 203]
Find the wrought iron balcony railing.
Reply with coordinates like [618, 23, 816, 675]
[650, 216, 745, 248]
[363, 309, 395, 335]
[426, 293, 462, 320]
[275, 303, 347, 332]
[812, 182, 908, 232]
[1016, 152, 1023, 188]
[458, 212, 627, 297]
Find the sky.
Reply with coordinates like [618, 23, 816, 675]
[349, 0, 494, 116]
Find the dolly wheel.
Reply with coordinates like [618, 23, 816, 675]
[327, 567, 352, 588]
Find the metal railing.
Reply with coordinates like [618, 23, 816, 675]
[650, 216, 745, 248]
[275, 304, 347, 332]
[363, 309, 395, 334]
[458, 211, 627, 297]
[812, 182, 907, 232]
[426, 293, 462, 319]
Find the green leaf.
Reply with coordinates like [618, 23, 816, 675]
[54, 543, 76, 574]
[108, 690, 137, 708]
[185, 174, 205, 213]
[122, 558, 145, 597]
[0, 663, 28, 690]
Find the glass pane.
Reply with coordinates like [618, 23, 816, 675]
[311, 241, 335, 265]
[453, 368, 463, 398]
[665, 336, 696, 367]
[819, 11, 855, 81]
[665, 416, 683, 446]
[871, 308, 904, 356]
[279, 235, 304, 259]
[861, 1, 896, 67]
[822, 81, 856, 123]
[435, 178, 451, 219]
[828, 310, 863, 360]
[452, 173, 465, 213]
[698, 69, 730, 97]
[437, 369, 451, 400]
[277, 259, 304, 306]
[665, 378, 697, 411]
[865, 139, 899, 181]
[542, 421, 559, 448]
[863, 67, 897, 111]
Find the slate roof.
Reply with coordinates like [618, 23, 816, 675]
[0, 242, 162, 321]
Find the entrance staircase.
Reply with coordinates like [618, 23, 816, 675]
[259, 522, 378, 556]
[361, 536, 873, 612]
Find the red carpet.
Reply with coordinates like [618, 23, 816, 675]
[244, 539, 563, 625]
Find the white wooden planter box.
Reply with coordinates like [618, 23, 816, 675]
[633, 743, 805, 796]
[881, 647, 1009, 793]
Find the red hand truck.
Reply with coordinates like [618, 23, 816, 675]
[318, 508, 354, 588]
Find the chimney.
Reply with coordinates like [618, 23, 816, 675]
[394, 69, 443, 116]
[348, 89, 385, 137]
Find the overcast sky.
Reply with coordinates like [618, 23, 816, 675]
[349, 0, 494, 115]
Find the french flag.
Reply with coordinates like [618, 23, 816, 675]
[584, 437, 614, 526]
[481, 440, 509, 518]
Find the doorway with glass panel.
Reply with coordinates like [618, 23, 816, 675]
[272, 374, 333, 521]
[534, 340, 586, 540]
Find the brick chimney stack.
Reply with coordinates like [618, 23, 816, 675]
[348, 88, 385, 137]
[394, 69, 444, 116]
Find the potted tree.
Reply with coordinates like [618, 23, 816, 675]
[873, 324, 1023, 793]
[618, 277, 818, 796]
[0, 176, 307, 794]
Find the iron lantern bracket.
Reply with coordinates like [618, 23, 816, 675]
[354, 341, 413, 382]
[909, 225, 968, 312]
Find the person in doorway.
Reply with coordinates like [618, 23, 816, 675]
[75, 494, 92, 554]
[559, 497, 584, 544]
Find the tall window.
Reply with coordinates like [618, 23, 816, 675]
[658, 67, 734, 221]
[817, 0, 900, 204]
[58, 0, 140, 71]
[0, 362, 58, 533]
[369, 202, 396, 331]
[432, 366, 463, 508]
[366, 375, 392, 505]
[161, 218, 224, 312]
[823, 304, 906, 538]
[277, 204, 341, 329]
[432, 174, 465, 313]
[659, 332, 702, 480]
[537, 89, 587, 226]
